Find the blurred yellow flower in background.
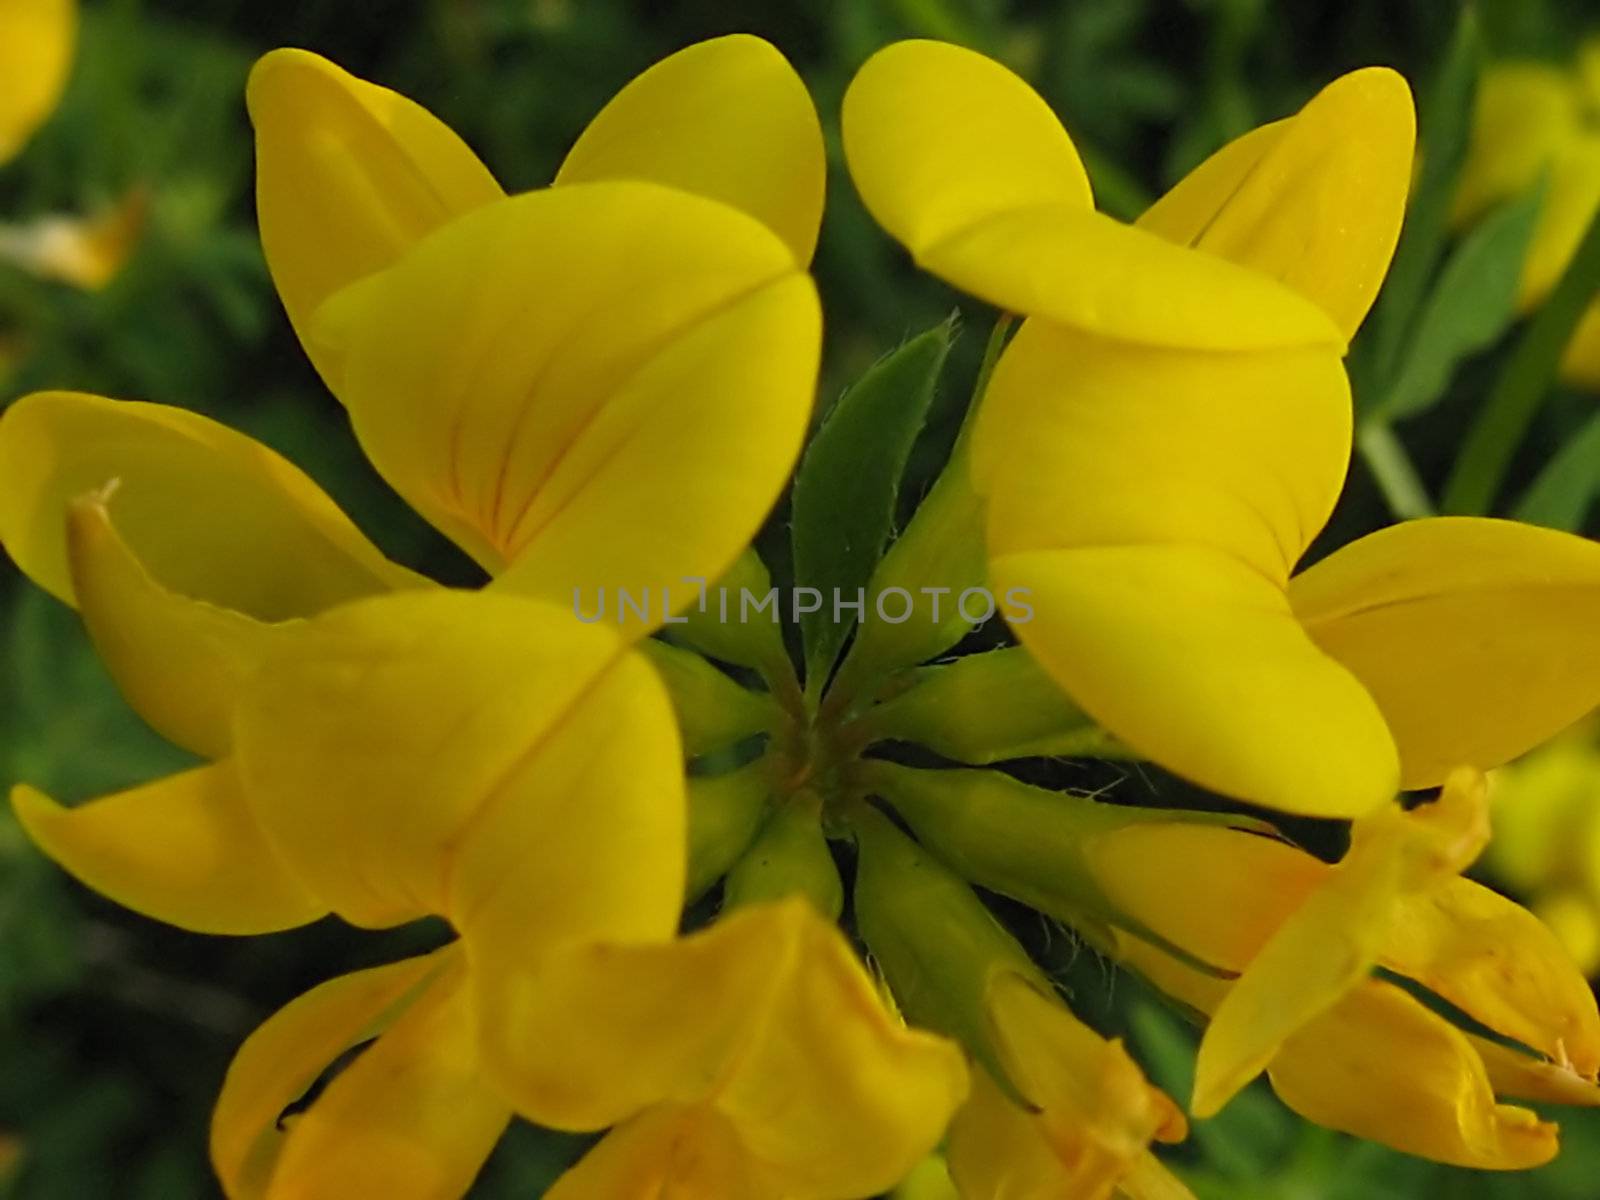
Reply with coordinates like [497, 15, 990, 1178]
[1455, 43, 1600, 387]
[1487, 723, 1600, 975]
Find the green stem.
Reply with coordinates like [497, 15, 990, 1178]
[1357, 421, 1435, 520]
[1442, 207, 1600, 515]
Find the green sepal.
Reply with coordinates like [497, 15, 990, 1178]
[850, 804, 1046, 1108]
[663, 549, 788, 676]
[1374, 180, 1545, 421]
[639, 639, 777, 760]
[722, 791, 843, 919]
[864, 761, 1273, 977]
[1360, 5, 1482, 404]
[861, 646, 1126, 763]
[791, 318, 956, 689]
[827, 439, 988, 708]
[685, 760, 771, 904]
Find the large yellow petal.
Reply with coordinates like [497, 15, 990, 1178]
[0, 0, 74, 164]
[1141, 69, 1415, 339]
[210, 947, 468, 1198]
[842, 39, 1091, 252]
[475, 897, 966, 1198]
[556, 35, 824, 264]
[65, 496, 298, 758]
[11, 760, 325, 936]
[1385, 876, 1600, 1076]
[1192, 771, 1488, 1117]
[972, 319, 1391, 814]
[0, 390, 420, 613]
[1291, 517, 1600, 789]
[246, 48, 503, 390]
[260, 963, 510, 1200]
[841, 41, 1339, 350]
[974, 321, 1352, 581]
[319, 182, 818, 622]
[543, 1107, 760, 1200]
[993, 546, 1396, 817]
[1269, 980, 1558, 1170]
[234, 590, 684, 932]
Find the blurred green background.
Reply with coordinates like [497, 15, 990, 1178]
[4, 0, 1600, 1196]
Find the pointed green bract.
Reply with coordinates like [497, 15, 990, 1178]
[1376, 181, 1543, 420]
[791, 319, 955, 688]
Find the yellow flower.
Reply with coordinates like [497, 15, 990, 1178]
[0, 0, 75, 165]
[1453, 45, 1600, 386]
[1485, 726, 1600, 974]
[197, 590, 963, 1199]
[0, 35, 821, 928]
[842, 39, 1600, 817]
[867, 759, 1600, 1168]
[0, 37, 969, 1196]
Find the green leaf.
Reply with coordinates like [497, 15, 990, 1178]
[791, 318, 955, 688]
[1444, 203, 1600, 515]
[1513, 408, 1600, 530]
[1376, 181, 1544, 420]
[1359, 7, 1482, 404]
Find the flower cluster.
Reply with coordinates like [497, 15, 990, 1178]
[5, 31, 1600, 1200]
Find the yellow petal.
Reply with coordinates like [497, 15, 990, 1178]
[1192, 771, 1489, 1116]
[247, 48, 503, 391]
[842, 39, 1091, 252]
[979, 972, 1185, 1196]
[475, 897, 967, 1199]
[1084, 822, 1322, 974]
[1141, 69, 1415, 339]
[1384, 877, 1600, 1076]
[1471, 1035, 1600, 1108]
[319, 182, 818, 623]
[994, 545, 1396, 817]
[1268, 979, 1558, 1170]
[556, 35, 824, 264]
[841, 41, 1338, 350]
[65, 495, 296, 758]
[1291, 517, 1600, 789]
[975, 321, 1352, 581]
[210, 947, 496, 1199]
[0, 0, 75, 164]
[260, 962, 510, 1200]
[947, 1064, 1190, 1200]
[0, 390, 420, 613]
[971, 318, 1390, 815]
[543, 1107, 760, 1200]
[1118, 934, 1564, 1170]
[234, 590, 684, 933]
[11, 761, 325, 936]
[1136, 121, 1287, 246]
